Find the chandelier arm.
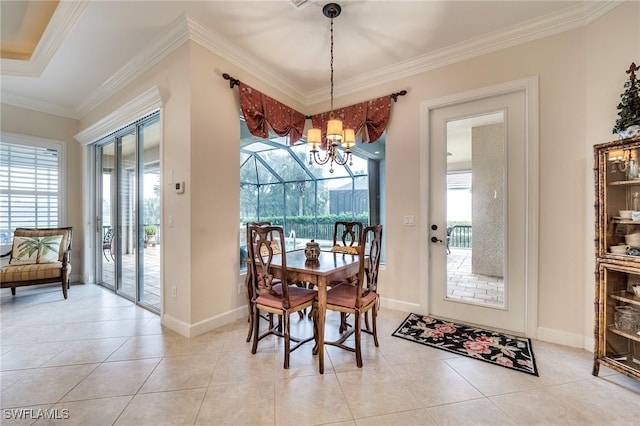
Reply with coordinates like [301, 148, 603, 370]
[310, 149, 333, 166]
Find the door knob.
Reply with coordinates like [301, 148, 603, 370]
[431, 236, 443, 243]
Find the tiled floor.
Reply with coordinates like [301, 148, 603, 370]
[1, 283, 639, 425]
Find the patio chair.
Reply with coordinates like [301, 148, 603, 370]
[103, 228, 115, 261]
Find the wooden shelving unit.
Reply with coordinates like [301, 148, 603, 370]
[593, 136, 640, 381]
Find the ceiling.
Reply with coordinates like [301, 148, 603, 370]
[0, 1, 620, 120]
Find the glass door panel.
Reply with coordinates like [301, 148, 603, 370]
[98, 141, 116, 290]
[140, 118, 161, 308]
[118, 131, 137, 300]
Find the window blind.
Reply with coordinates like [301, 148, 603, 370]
[0, 142, 60, 243]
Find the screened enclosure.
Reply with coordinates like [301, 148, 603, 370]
[239, 118, 385, 267]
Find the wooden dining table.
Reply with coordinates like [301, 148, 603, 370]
[267, 249, 360, 374]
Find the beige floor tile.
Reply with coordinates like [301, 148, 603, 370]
[139, 353, 218, 393]
[394, 359, 484, 406]
[196, 380, 274, 425]
[355, 408, 436, 425]
[34, 396, 132, 425]
[0, 370, 27, 391]
[106, 334, 172, 361]
[275, 374, 353, 425]
[41, 337, 129, 367]
[542, 378, 640, 424]
[336, 367, 424, 419]
[427, 398, 516, 425]
[61, 358, 160, 402]
[114, 388, 206, 425]
[1, 364, 97, 408]
[0, 341, 68, 370]
[490, 387, 596, 424]
[443, 355, 542, 396]
[164, 331, 225, 356]
[209, 347, 277, 385]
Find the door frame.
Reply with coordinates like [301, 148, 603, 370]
[419, 76, 539, 338]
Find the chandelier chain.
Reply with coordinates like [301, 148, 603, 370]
[330, 15, 334, 115]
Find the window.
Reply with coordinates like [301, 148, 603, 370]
[0, 132, 64, 244]
[239, 118, 385, 268]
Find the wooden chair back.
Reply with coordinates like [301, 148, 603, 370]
[363, 225, 383, 295]
[332, 221, 363, 252]
[247, 224, 291, 308]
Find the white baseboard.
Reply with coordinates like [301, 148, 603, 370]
[536, 326, 592, 350]
[162, 306, 247, 338]
[380, 296, 421, 313]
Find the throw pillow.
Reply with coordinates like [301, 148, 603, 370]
[9, 235, 64, 265]
[9, 236, 39, 265]
[38, 235, 64, 263]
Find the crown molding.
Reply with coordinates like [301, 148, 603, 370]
[0, 91, 77, 118]
[184, 16, 307, 103]
[303, 0, 623, 104]
[0, 1, 89, 77]
[74, 86, 163, 145]
[74, 13, 192, 119]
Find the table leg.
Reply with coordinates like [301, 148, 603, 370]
[316, 278, 326, 374]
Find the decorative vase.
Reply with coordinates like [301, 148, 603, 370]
[304, 240, 320, 261]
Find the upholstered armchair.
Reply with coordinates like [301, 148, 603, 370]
[1, 227, 73, 299]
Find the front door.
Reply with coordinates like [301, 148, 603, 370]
[426, 84, 533, 334]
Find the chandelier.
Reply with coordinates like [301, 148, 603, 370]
[306, 3, 355, 173]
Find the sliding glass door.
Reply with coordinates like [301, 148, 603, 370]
[95, 112, 161, 311]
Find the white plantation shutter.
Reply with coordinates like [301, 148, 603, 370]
[0, 137, 63, 243]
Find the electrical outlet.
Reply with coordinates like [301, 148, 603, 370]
[171, 286, 177, 297]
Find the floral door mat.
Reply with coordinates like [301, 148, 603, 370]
[392, 313, 538, 376]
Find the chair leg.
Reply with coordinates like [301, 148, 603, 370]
[246, 309, 254, 343]
[371, 307, 379, 347]
[355, 312, 363, 368]
[11, 287, 16, 296]
[62, 281, 68, 299]
[283, 313, 290, 369]
[251, 306, 260, 354]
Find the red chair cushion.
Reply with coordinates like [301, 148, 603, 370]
[326, 284, 377, 309]
[255, 286, 316, 309]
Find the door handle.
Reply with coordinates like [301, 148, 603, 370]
[431, 236, 443, 243]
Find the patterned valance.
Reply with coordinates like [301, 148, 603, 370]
[239, 82, 306, 144]
[231, 74, 403, 146]
[309, 96, 392, 146]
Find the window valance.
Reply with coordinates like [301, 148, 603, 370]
[309, 96, 391, 145]
[229, 74, 405, 146]
[239, 82, 306, 144]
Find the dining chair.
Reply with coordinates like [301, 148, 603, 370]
[244, 221, 273, 342]
[322, 224, 383, 368]
[247, 224, 317, 369]
[331, 221, 363, 254]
